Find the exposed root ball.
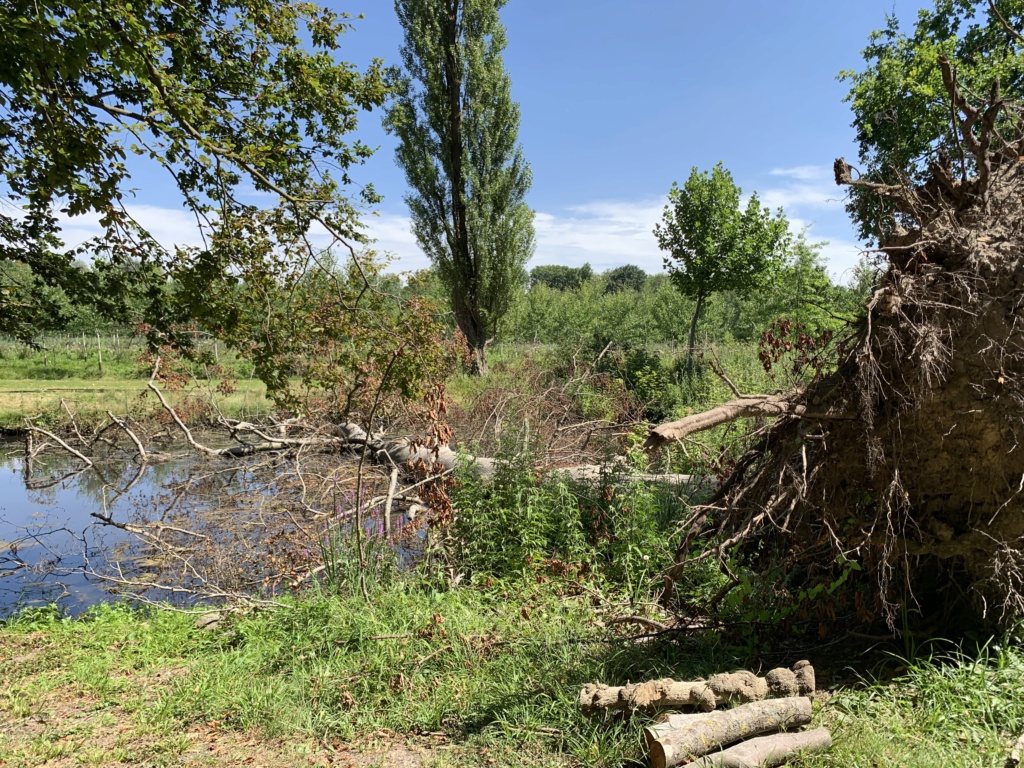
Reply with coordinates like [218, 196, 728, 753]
[662, 57, 1024, 631]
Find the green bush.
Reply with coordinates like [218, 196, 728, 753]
[452, 451, 587, 577]
[450, 448, 679, 599]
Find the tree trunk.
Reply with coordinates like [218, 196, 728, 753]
[643, 697, 813, 768]
[687, 291, 705, 361]
[469, 333, 488, 376]
[685, 728, 832, 768]
[578, 662, 815, 715]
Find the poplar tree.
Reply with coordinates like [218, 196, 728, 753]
[385, 0, 534, 374]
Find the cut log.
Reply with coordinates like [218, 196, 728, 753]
[579, 662, 814, 714]
[687, 727, 832, 768]
[1006, 732, 1024, 768]
[580, 679, 717, 714]
[644, 697, 813, 768]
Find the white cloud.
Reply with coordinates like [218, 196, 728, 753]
[35, 177, 870, 282]
[54, 206, 209, 253]
[356, 201, 670, 274]
[530, 199, 667, 272]
[769, 165, 830, 182]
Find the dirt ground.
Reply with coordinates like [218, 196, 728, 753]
[0, 636, 431, 768]
[0, 692, 430, 768]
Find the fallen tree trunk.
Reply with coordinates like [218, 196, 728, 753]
[644, 395, 806, 450]
[578, 662, 814, 714]
[686, 728, 832, 768]
[643, 697, 813, 768]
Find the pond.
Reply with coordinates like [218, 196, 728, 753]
[0, 441, 423, 618]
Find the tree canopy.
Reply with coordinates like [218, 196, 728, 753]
[529, 263, 593, 292]
[0, 0, 383, 322]
[0, 0, 458, 408]
[603, 264, 647, 294]
[385, 0, 534, 375]
[653, 163, 790, 355]
[840, 0, 1024, 242]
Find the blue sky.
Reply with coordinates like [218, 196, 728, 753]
[57, 1, 936, 283]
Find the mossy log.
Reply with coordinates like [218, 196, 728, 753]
[578, 661, 814, 714]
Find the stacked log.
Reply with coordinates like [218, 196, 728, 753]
[579, 661, 831, 767]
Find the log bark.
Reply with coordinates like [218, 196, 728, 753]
[687, 727, 832, 768]
[643, 395, 806, 450]
[644, 697, 813, 768]
[1007, 732, 1024, 768]
[579, 662, 814, 714]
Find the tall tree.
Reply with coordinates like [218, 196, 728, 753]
[653, 163, 790, 356]
[385, 0, 534, 374]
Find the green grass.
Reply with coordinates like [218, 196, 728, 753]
[0, 583, 711, 767]
[4, 587, 1024, 767]
[0, 377, 271, 430]
[0, 333, 272, 429]
[807, 642, 1024, 767]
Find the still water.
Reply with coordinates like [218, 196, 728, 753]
[0, 441, 422, 618]
[0, 444, 215, 616]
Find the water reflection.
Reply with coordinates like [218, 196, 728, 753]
[1, 445, 206, 615]
[0, 442, 422, 618]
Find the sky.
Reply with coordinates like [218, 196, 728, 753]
[58, 0, 938, 283]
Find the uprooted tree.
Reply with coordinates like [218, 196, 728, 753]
[650, 54, 1024, 631]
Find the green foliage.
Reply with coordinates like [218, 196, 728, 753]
[840, 0, 1024, 242]
[528, 262, 593, 291]
[654, 163, 791, 352]
[1, 0, 388, 341]
[712, 235, 860, 338]
[172, 256, 459, 412]
[504, 273, 694, 347]
[602, 264, 648, 294]
[450, 448, 676, 598]
[0, 258, 76, 342]
[452, 451, 587, 577]
[385, 0, 534, 372]
[592, 344, 678, 421]
[317, 503, 403, 599]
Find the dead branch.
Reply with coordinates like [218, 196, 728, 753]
[644, 395, 808, 450]
[24, 422, 93, 467]
[107, 411, 148, 463]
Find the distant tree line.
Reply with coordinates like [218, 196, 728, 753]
[493, 241, 871, 349]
